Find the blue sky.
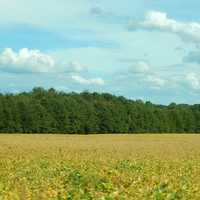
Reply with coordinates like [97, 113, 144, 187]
[1, 0, 200, 104]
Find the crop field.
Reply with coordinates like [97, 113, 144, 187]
[0, 135, 200, 200]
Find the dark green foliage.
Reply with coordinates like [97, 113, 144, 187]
[0, 87, 199, 133]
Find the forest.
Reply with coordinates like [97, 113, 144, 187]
[0, 87, 199, 133]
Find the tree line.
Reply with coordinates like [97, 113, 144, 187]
[0, 87, 199, 133]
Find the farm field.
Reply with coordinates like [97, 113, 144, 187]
[0, 135, 200, 200]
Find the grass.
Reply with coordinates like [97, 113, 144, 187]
[0, 134, 200, 199]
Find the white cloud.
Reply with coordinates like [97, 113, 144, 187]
[186, 72, 200, 90]
[145, 75, 165, 89]
[68, 61, 86, 72]
[0, 48, 91, 74]
[71, 75, 105, 86]
[118, 60, 165, 90]
[118, 59, 165, 89]
[130, 61, 150, 74]
[0, 48, 55, 73]
[129, 10, 200, 43]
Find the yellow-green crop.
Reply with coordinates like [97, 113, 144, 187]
[0, 134, 200, 200]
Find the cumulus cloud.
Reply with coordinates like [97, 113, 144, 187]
[0, 48, 90, 75]
[186, 72, 200, 90]
[119, 60, 165, 89]
[71, 75, 105, 86]
[146, 75, 165, 89]
[0, 48, 55, 73]
[128, 11, 200, 43]
[130, 61, 150, 74]
[68, 61, 86, 72]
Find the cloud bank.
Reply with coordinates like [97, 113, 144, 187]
[71, 75, 105, 86]
[0, 48, 55, 73]
[186, 73, 200, 90]
[128, 11, 200, 43]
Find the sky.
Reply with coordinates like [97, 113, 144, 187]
[1, 0, 200, 104]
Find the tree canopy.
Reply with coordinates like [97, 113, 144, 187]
[0, 87, 199, 134]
